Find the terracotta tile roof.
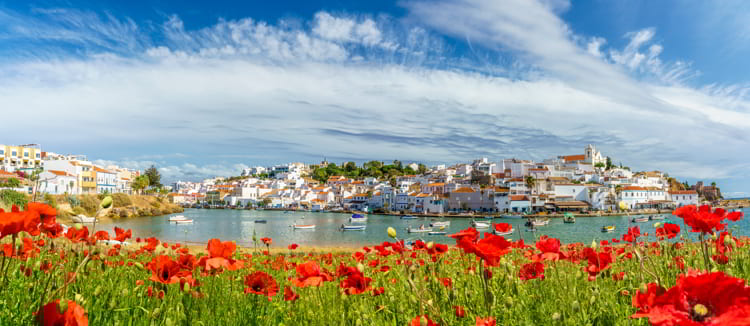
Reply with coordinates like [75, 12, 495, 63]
[510, 195, 529, 201]
[47, 170, 74, 177]
[416, 193, 430, 197]
[622, 186, 646, 191]
[562, 154, 586, 162]
[0, 170, 17, 177]
[93, 167, 114, 173]
[426, 182, 445, 187]
[452, 187, 476, 193]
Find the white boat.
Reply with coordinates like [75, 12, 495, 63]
[471, 220, 491, 229]
[341, 224, 366, 231]
[168, 215, 187, 222]
[601, 225, 616, 233]
[649, 215, 666, 220]
[401, 215, 418, 220]
[428, 231, 447, 235]
[525, 219, 549, 227]
[293, 224, 316, 230]
[407, 226, 433, 233]
[631, 216, 649, 223]
[172, 219, 193, 224]
[72, 215, 97, 223]
[350, 214, 368, 223]
[501, 214, 524, 219]
[430, 221, 451, 227]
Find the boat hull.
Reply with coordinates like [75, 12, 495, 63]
[294, 225, 316, 229]
[493, 229, 514, 236]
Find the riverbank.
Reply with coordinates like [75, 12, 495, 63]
[51, 194, 183, 224]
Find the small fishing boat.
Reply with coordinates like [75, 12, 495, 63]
[428, 231, 447, 235]
[563, 213, 576, 224]
[407, 225, 433, 233]
[525, 219, 549, 227]
[401, 215, 418, 220]
[350, 214, 368, 223]
[631, 216, 649, 223]
[430, 220, 451, 228]
[172, 219, 194, 224]
[168, 215, 187, 222]
[649, 214, 666, 221]
[471, 220, 491, 229]
[601, 225, 616, 233]
[293, 224, 316, 230]
[340, 224, 366, 231]
[72, 215, 97, 223]
[254, 220, 267, 224]
[493, 223, 514, 236]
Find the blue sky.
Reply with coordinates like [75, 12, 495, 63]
[1, 0, 749, 196]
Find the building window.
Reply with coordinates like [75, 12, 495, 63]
[12, 151, 17, 156]
[24, 152, 29, 157]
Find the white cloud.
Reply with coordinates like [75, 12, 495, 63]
[1, 4, 749, 188]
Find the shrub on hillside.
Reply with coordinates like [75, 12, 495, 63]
[0, 189, 28, 208]
[150, 200, 161, 208]
[78, 195, 100, 215]
[72, 207, 86, 215]
[43, 193, 58, 209]
[111, 193, 132, 207]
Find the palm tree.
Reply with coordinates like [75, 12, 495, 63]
[524, 176, 536, 194]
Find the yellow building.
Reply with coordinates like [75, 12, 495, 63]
[0, 144, 42, 172]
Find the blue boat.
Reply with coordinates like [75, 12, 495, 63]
[350, 214, 368, 223]
[401, 215, 418, 219]
[254, 220, 267, 224]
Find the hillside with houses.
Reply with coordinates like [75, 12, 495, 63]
[167, 145, 720, 215]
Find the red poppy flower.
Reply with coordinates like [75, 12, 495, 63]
[177, 254, 197, 270]
[0, 211, 26, 239]
[261, 237, 272, 246]
[631, 271, 750, 325]
[244, 271, 279, 300]
[284, 286, 299, 301]
[440, 277, 453, 288]
[37, 299, 88, 326]
[339, 271, 373, 295]
[655, 223, 680, 239]
[114, 227, 132, 242]
[712, 254, 729, 265]
[288, 243, 299, 250]
[470, 233, 512, 266]
[291, 261, 332, 287]
[519, 262, 545, 281]
[428, 243, 449, 256]
[93, 231, 110, 241]
[41, 222, 64, 239]
[536, 235, 565, 261]
[475, 316, 496, 326]
[622, 226, 641, 243]
[454, 305, 466, 318]
[199, 238, 244, 272]
[372, 287, 385, 296]
[410, 315, 438, 326]
[449, 227, 479, 242]
[64, 226, 89, 243]
[674, 205, 729, 234]
[583, 247, 613, 280]
[147, 255, 188, 284]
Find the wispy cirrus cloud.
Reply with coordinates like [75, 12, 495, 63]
[0, 1, 749, 188]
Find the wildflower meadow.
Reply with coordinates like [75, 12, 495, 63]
[0, 201, 748, 325]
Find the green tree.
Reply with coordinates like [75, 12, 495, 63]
[144, 165, 162, 187]
[5, 178, 20, 188]
[344, 161, 357, 172]
[711, 182, 717, 187]
[524, 176, 536, 193]
[594, 162, 605, 168]
[417, 163, 428, 174]
[132, 175, 150, 195]
[606, 157, 613, 170]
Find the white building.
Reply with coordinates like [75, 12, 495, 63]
[38, 170, 78, 195]
[670, 190, 699, 207]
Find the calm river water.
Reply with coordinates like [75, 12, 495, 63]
[97, 208, 748, 248]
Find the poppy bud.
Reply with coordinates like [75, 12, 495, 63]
[94, 286, 102, 296]
[357, 263, 364, 273]
[387, 227, 397, 239]
[122, 289, 129, 297]
[504, 296, 513, 308]
[591, 240, 597, 250]
[100, 196, 113, 209]
[552, 312, 561, 321]
[166, 318, 175, 326]
[419, 316, 428, 326]
[183, 282, 191, 292]
[725, 236, 735, 247]
[58, 300, 68, 314]
[134, 262, 144, 269]
[426, 241, 434, 250]
[589, 295, 596, 305]
[75, 293, 84, 305]
[653, 222, 661, 228]
[572, 300, 580, 312]
[152, 308, 161, 319]
[426, 299, 433, 307]
[74, 223, 83, 230]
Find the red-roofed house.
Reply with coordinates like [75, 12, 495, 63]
[39, 170, 77, 194]
[669, 190, 698, 207]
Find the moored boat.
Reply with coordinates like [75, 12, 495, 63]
[350, 214, 368, 223]
[293, 224, 316, 229]
[501, 214, 523, 219]
[340, 224, 366, 231]
[563, 213, 576, 224]
[401, 215, 418, 220]
[430, 221, 451, 228]
[172, 219, 193, 224]
[254, 220, 267, 224]
[471, 220, 491, 229]
[428, 231, 447, 235]
[601, 225, 616, 233]
[631, 216, 649, 223]
[524, 219, 549, 227]
[168, 215, 187, 222]
[407, 225, 432, 233]
[649, 214, 666, 220]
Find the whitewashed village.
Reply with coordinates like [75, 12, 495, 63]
[167, 145, 720, 216]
